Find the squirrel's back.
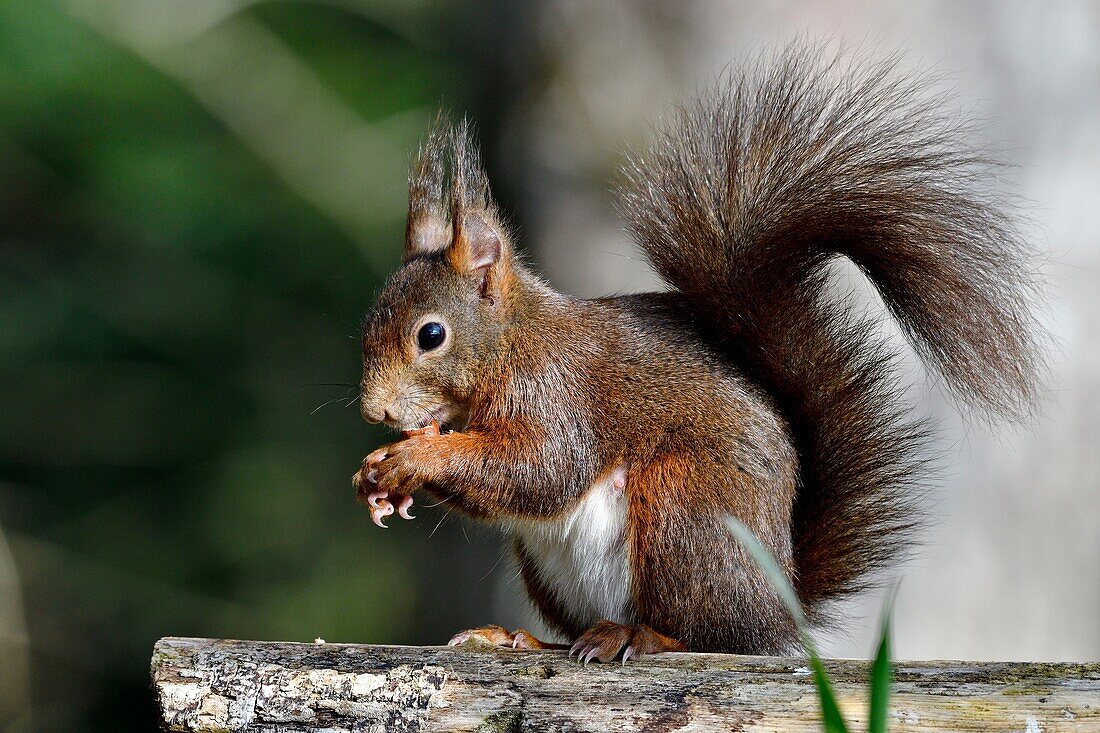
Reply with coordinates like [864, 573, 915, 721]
[617, 44, 1045, 614]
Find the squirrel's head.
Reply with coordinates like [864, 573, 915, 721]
[359, 120, 517, 432]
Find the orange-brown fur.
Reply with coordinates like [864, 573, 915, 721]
[354, 46, 1044, 656]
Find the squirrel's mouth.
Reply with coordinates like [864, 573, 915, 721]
[431, 413, 467, 434]
[397, 406, 466, 434]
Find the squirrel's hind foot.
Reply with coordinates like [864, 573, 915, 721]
[569, 620, 685, 665]
[447, 625, 560, 650]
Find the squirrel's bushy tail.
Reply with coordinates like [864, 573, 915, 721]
[617, 45, 1044, 614]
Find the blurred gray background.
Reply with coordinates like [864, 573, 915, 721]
[0, 1, 1097, 730]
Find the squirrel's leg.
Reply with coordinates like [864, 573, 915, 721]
[625, 444, 799, 654]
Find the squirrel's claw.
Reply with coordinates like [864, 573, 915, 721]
[396, 494, 415, 520]
[364, 488, 388, 509]
[370, 499, 394, 528]
[365, 490, 412, 525]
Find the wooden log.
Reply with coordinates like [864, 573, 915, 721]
[152, 636, 1100, 732]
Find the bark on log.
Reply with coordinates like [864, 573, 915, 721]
[152, 636, 1100, 732]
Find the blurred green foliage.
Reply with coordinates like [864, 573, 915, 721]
[0, 1, 514, 729]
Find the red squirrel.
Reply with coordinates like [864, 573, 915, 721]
[351, 46, 1043, 662]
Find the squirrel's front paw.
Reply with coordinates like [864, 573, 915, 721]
[352, 420, 442, 528]
[353, 459, 414, 528]
[353, 442, 418, 528]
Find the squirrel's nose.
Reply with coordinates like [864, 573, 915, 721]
[360, 399, 386, 424]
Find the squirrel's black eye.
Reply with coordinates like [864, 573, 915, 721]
[417, 322, 446, 351]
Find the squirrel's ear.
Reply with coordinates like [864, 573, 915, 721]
[447, 210, 505, 275]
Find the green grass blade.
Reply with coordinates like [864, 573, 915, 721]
[724, 517, 849, 733]
[723, 517, 808, 632]
[868, 592, 896, 733]
[812, 656, 852, 733]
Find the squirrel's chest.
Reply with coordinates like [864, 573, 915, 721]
[508, 466, 633, 629]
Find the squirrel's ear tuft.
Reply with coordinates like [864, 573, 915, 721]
[404, 117, 450, 260]
[404, 115, 512, 293]
[442, 120, 512, 294]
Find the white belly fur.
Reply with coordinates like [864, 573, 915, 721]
[506, 465, 633, 629]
